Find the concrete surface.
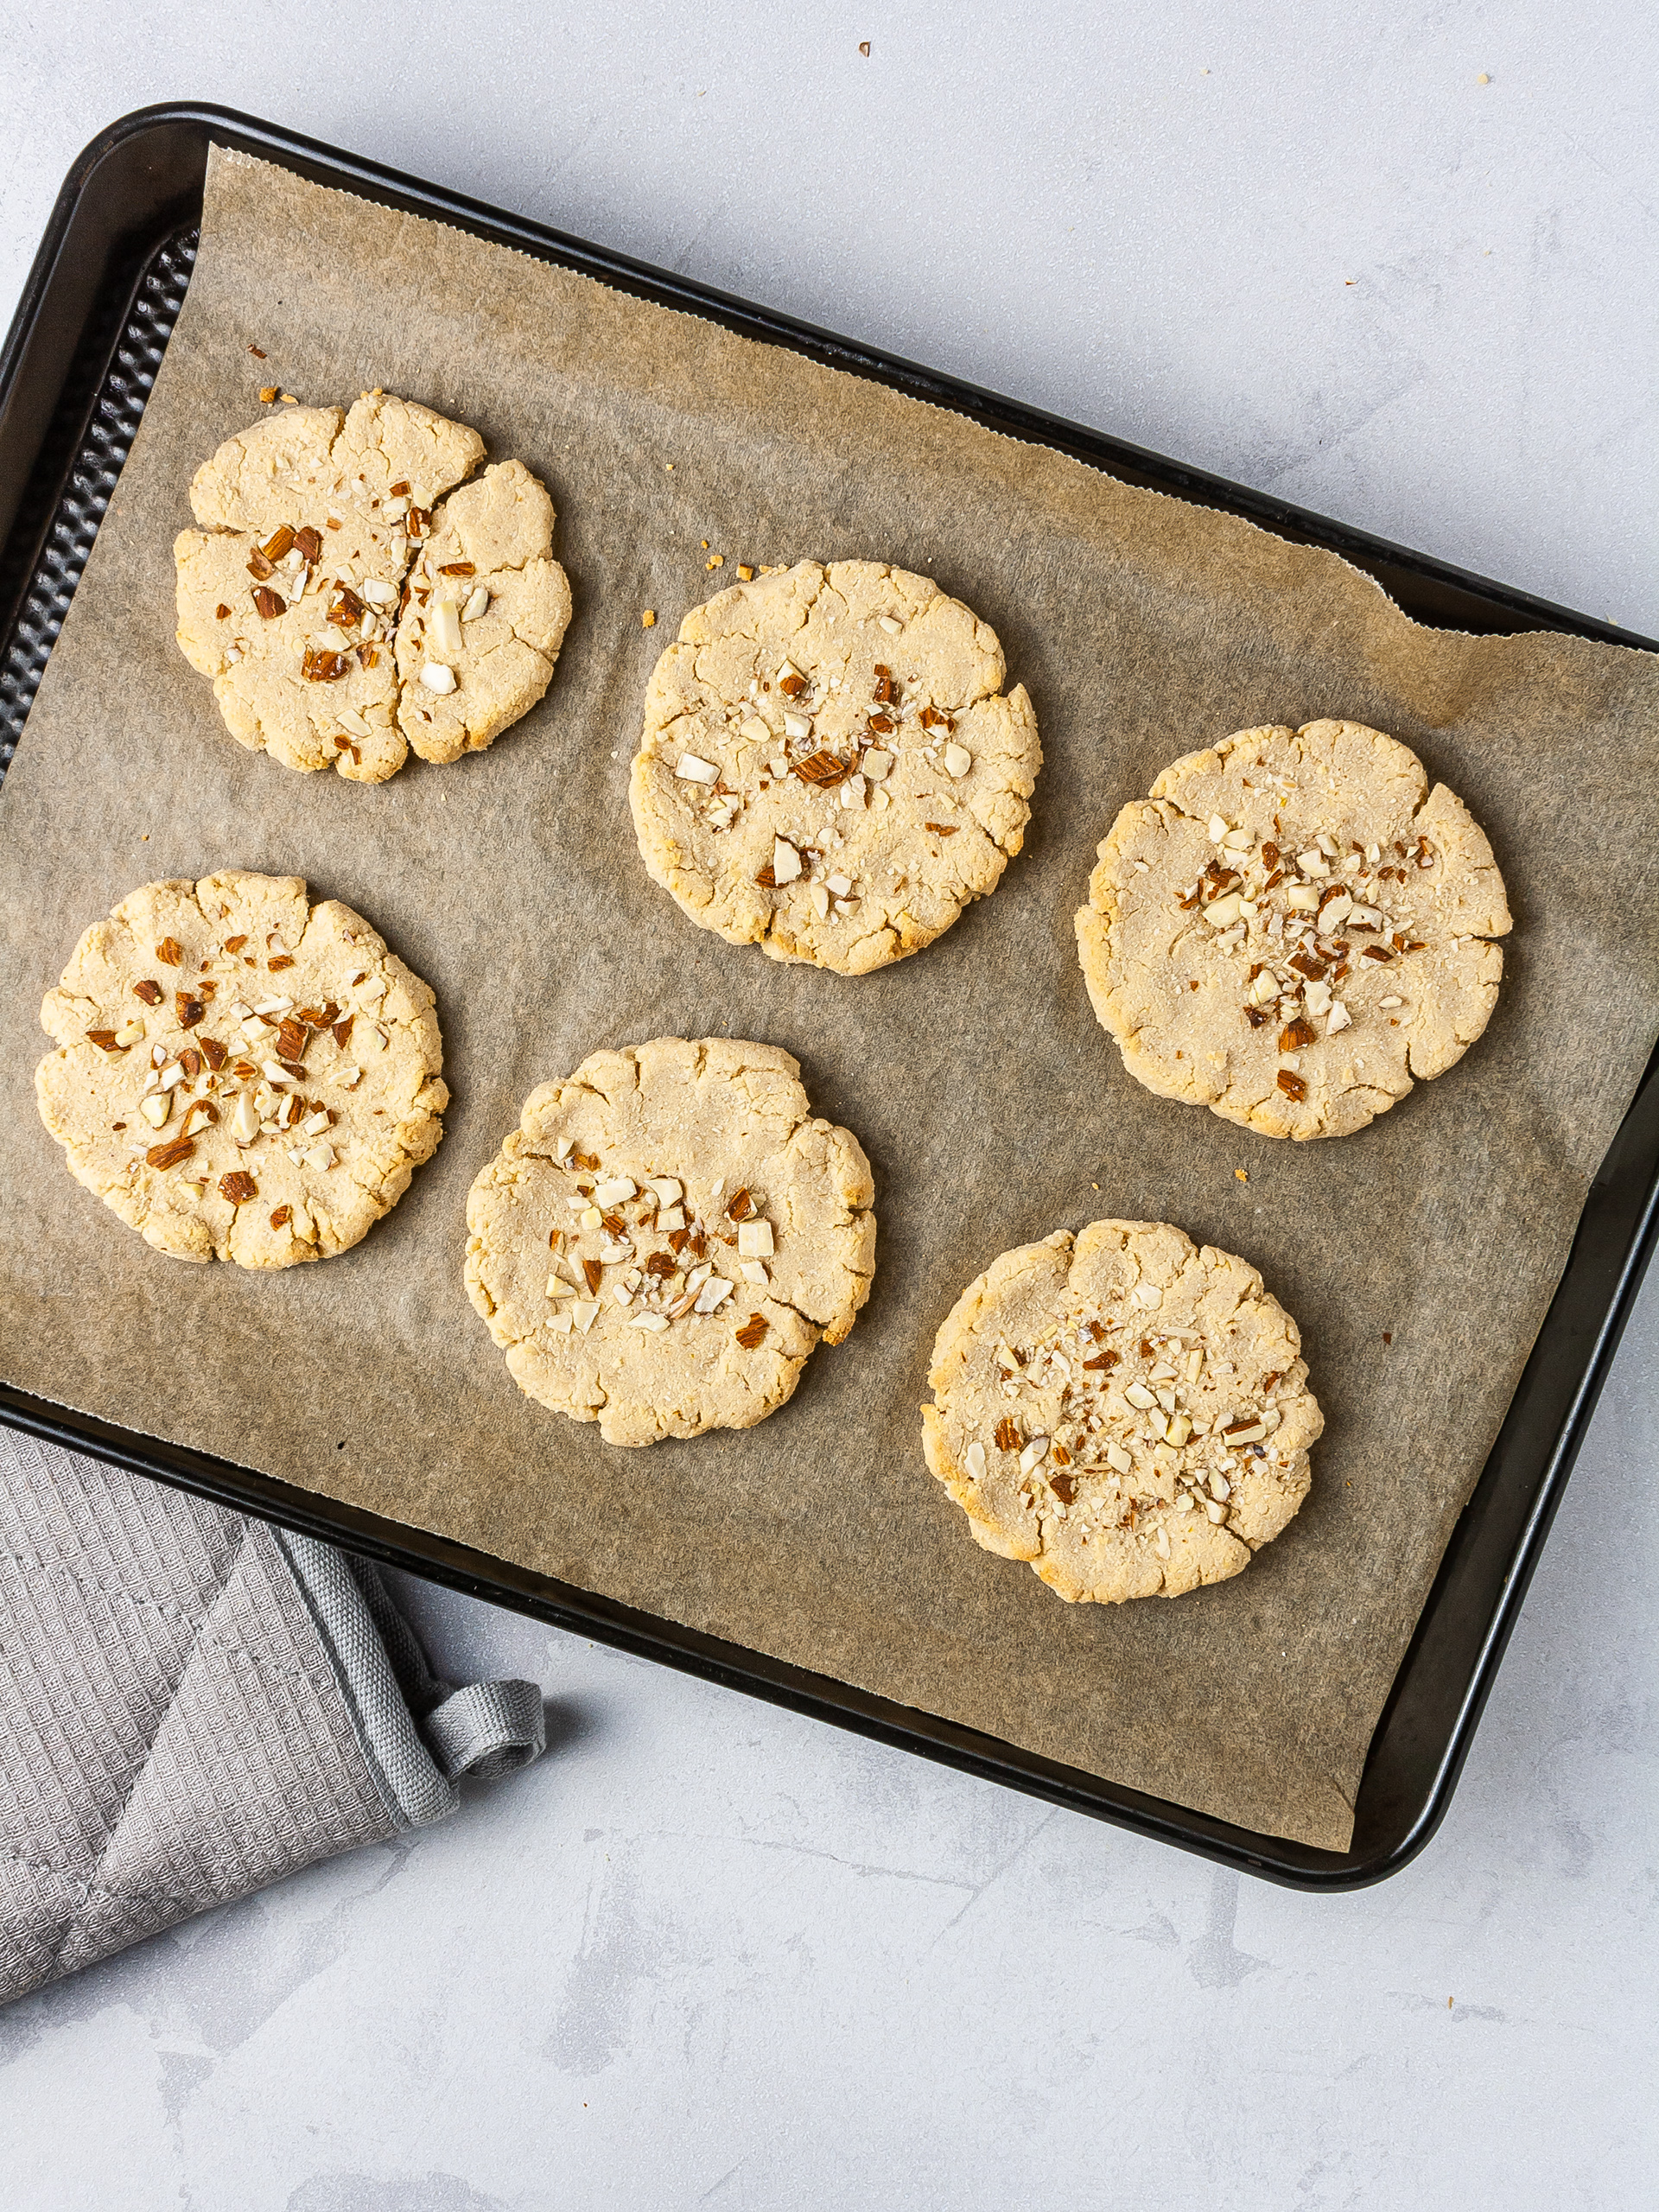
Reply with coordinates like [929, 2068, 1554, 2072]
[1, 6, 1654, 2206]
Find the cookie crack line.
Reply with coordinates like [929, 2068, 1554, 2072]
[175, 393, 572, 784]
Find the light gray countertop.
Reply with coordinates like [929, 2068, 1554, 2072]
[1, 8, 1655, 2206]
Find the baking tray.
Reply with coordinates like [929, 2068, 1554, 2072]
[3, 104, 1654, 1891]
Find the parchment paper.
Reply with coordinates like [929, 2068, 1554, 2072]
[2, 149, 1656, 1851]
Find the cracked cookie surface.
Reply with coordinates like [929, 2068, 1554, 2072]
[923, 1219, 1321, 1605]
[629, 560, 1040, 975]
[175, 394, 570, 782]
[393, 460, 573, 763]
[1076, 719, 1512, 1140]
[36, 872, 447, 1267]
[465, 1037, 876, 1446]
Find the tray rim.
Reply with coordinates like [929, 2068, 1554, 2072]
[9, 102, 1656, 653]
[2, 101, 1656, 1891]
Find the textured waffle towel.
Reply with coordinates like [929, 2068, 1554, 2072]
[0, 1429, 544, 2005]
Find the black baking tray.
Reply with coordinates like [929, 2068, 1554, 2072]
[3, 105, 1655, 1891]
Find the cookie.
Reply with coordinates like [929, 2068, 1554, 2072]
[175, 394, 570, 782]
[922, 1220, 1321, 1605]
[465, 1038, 875, 1446]
[629, 560, 1040, 975]
[1075, 720, 1511, 1140]
[36, 872, 447, 1267]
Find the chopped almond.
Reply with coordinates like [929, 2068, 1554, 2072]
[791, 750, 853, 788]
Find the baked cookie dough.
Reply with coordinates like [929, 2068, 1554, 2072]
[629, 560, 1041, 975]
[36, 872, 447, 1267]
[1076, 719, 1511, 1141]
[466, 1038, 875, 1446]
[923, 1220, 1321, 1604]
[175, 393, 571, 782]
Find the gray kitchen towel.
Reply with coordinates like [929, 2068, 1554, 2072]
[0, 1427, 545, 2005]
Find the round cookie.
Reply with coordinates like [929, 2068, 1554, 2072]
[175, 393, 571, 782]
[36, 872, 447, 1267]
[466, 1038, 875, 1446]
[1075, 719, 1511, 1141]
[922, 1219, 1321, 1605]
[629, 560, 1041, 975]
